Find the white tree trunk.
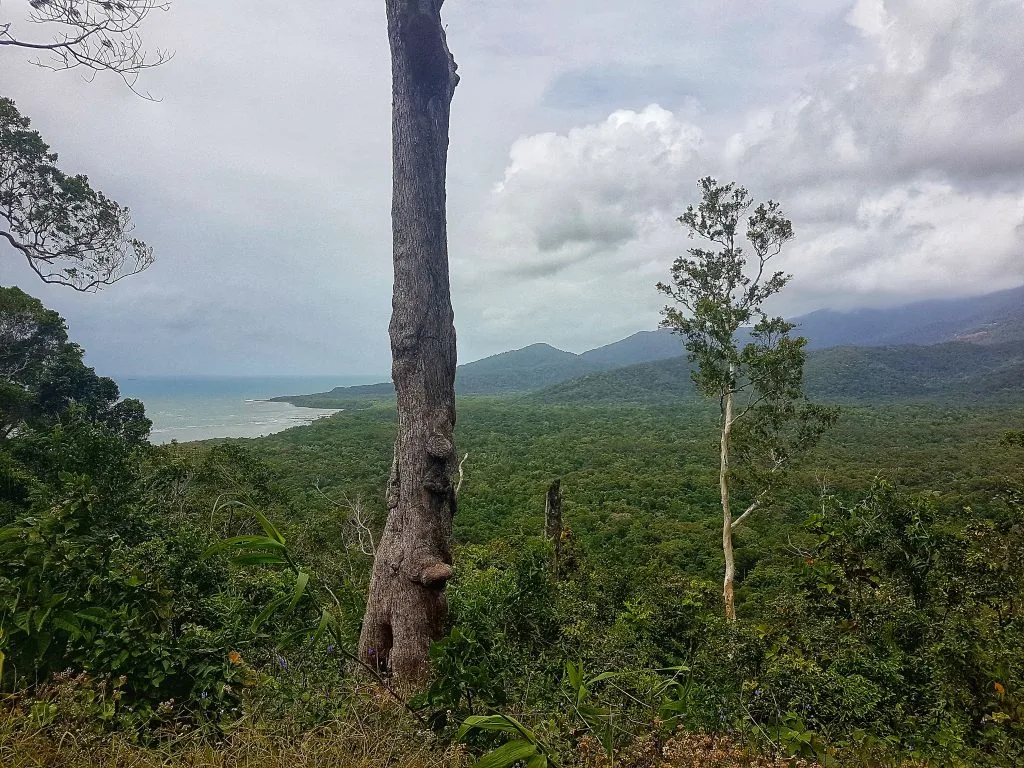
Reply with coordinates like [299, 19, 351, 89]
[721, 383, 736, 621]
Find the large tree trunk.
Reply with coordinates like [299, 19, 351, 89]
[358, 0, 459, 685]
[721, 384, 736, 622]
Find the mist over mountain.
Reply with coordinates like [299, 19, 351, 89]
[529, 339, 1024, 406]
[278, 285, 1024, 406]
[795, 285, 1024, 348]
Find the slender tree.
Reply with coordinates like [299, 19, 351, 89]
[658, 177, 837, 621]
[357, 0, 460, 684]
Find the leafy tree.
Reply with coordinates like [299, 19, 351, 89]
[0, 285, 149, 441]
[0, 0, 170, 95]
[358, 0, 461, 684]
[0, 290, 250, 720]
[657, 177, 836, 620]
[0, 98, 153, 291]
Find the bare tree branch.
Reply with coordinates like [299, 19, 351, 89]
[314, 481, 377, 559]
[730, 498, 762, 530]
[0, 0, 172, 98]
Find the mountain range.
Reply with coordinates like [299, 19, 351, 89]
[277, 285, 1024, 407]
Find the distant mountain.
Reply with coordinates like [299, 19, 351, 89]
[277, 343, 596, 405]
[794, 285, 1024, 348]
[578, 328, 684, 366]
[528, 340, 1024, 406]
[455, 343, 600, 394]
[278, 333, 689, 404]
[278, 285, 1024, 406]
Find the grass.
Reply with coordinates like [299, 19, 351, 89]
[0, 690, 469, 768]
[2, 678, 929, 767]
[0, 710, 828, 768]
[0, 680, 833, 768]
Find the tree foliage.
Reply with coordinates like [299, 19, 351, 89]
[0, 286, 149, 441]
[0, 98, 153, 291]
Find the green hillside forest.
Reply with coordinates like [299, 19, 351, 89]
[2, 285, 1023, 767]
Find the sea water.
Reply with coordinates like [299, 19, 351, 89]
[116, 375, 385, 444]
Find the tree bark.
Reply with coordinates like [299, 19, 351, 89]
[358, 0, 459, 685]
[544, 479, 563, 576]
[721, 383, 736, 622]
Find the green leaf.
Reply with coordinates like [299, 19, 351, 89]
[525, 754, 548, 768]
[312, 607, 333, 641]
[288, 571, 309, 612]
[74, 607, 108, 625]
[251, 593, 289, 633]
[255, 511, 285, 545]
[566, 661, 582, 692]
[230, 553, 289, 566]
[50, 611, 82, 636]
[202, 535, 286, 559]
[459, 714, 538, 743]
[473, 740, 539, 768]
[459, 714, 514, 739]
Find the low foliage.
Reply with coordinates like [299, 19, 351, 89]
[2, 290, 1023, 765]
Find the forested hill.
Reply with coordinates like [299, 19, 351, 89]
[529, 339, 1024, 405]
[277, 285, 1024, 406]
[453, 343, 601, 393]
[275, 334, 686, 405]
[796, 284, 1024, 348]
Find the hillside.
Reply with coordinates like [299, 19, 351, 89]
[275, 336, 677, 404]
[454, 342, 601, 393]
[577, 328, 683, 366]
[795, 284, 1024, 348]
[528, 340, 1024, 405]
[277, 286, 1024, 406]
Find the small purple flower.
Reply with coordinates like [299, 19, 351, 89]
[276, 655, 289, 669]
[201, 692, 208, 699]
[326, 644, 335, 655]
[368, 648, 376, 657]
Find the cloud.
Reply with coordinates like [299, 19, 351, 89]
[723, 0, 1024, 307]
[3, 0, 1023, 373]
[471, 106, 703, 277]
[456, 0, 1024, 356]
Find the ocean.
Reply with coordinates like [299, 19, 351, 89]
[116, 375, 385, 444]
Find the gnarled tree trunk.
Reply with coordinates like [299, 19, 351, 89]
[357, 0, 459, 685]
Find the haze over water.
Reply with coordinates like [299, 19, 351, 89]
[117, 375, 383, 444]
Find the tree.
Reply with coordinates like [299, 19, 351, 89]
[657, 177, 836, 621]
[0, 97, 153, 291]
[357, 0, 460, 684]
[0, 0, 170, 96]
[0, 285, 150, 442]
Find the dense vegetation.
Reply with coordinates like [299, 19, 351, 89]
[2, 288, 1023, 766]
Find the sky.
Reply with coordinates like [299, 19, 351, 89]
[2, 0, 1023, 376]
